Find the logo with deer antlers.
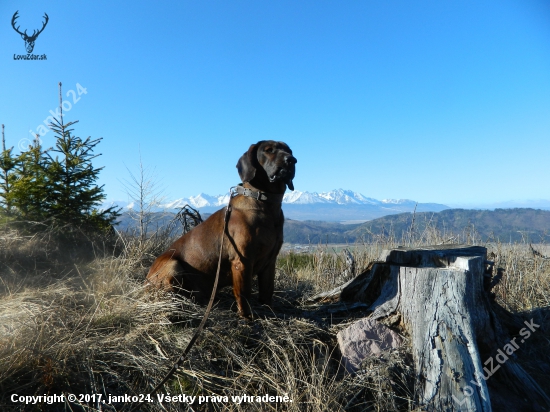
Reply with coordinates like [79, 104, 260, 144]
[11, 11, 49, 54]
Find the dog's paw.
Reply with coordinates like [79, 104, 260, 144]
[238, 311, 254, 323]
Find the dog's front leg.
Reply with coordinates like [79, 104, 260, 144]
[258, 261, 276, 308]
[231, 258, 253, 318]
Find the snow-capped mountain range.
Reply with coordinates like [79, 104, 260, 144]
[111, 189, 450, 222]
[157, 189, 427, 209]
[116, 189, 433, 210]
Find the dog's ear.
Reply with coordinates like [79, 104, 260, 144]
[287, 180, 295, 191]
[236, 143, 259, 183]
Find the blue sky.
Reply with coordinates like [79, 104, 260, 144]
[1, 0, 549, 206]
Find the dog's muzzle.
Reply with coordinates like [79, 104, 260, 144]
[285, 155, 297, 165]
[268, 155, 296, 190]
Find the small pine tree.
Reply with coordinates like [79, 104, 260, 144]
[0, 124, 18, 214]
[46, 117, 119, 229]
[6, 83, 119, 232]
[44, 83, 119, 231]
[10, 135, 50, 221]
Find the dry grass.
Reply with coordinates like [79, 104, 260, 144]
[489, 242, 550, 311]
[0, 220, 549, 411]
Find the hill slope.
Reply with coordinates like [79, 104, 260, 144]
[283, 209, 550, 244]
[117, 208, 550, 244]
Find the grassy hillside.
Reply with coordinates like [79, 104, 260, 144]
[0, 222, 549, 411]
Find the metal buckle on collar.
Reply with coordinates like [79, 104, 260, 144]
[230, 185, 240, 198]
[233, 184, 278, 203]
[251, 189, 263, 201]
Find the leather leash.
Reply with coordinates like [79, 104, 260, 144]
[128, 190, 235, 412]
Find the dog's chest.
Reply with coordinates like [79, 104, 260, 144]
[250, 210, 284, 244]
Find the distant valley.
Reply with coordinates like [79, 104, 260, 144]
[111, 189, 550, 244]
[285, 208, 550, 244]
[117, 208, 550, 245]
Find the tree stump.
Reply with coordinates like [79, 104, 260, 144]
[338, 245, 549, 412]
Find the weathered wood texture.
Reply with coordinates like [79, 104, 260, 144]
[339, 245, 549, 412]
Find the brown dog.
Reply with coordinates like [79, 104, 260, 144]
[146, 141, 297, 318]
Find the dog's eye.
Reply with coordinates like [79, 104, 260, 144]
[265, 147, 274, 153]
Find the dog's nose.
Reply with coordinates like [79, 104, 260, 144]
[285, 155, 297, 165]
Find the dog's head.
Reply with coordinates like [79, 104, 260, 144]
[236, 141, 297, 192]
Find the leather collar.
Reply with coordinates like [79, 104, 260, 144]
[234, 184, 284, 203]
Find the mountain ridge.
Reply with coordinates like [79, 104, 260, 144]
[105, 190, 550, 223]
[108, 189, 450, 221]
[115, 208, 550, 245]
[165, 189, 427, 208]
[283, 208, 550, 244]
